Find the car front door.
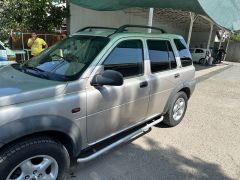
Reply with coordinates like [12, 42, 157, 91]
[86, 39, 150, 144]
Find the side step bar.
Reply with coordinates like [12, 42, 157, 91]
[77, 116, 164, 163]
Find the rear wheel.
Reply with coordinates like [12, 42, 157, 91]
[163, 91, 188, 127]
[199, 58, 206, 65]
[0, 137, 70, 180]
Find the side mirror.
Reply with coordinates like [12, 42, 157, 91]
[91, 70, 123, 87]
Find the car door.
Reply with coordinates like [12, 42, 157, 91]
[195, 48, 204, 61]
[86, 39, 150, 144]
[0, 43, 7, 61]
[146, 39, 180, 118]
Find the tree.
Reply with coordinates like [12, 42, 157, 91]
[0, 0, 69, 40]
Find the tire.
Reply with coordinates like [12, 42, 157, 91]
[199, 58, 206, 65]
[163, 91, 188, 127]
[0, 136, 70, 180]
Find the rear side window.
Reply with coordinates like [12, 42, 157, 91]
[195, 49, 204, 53]
[147, 40, 177, 73]
[104, 40, 143, 78]
[174, 38, 192, 67]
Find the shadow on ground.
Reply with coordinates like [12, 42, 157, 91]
[69, 135, 232, 180]
[194, 62, 229, 72]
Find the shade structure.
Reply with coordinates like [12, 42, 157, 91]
[70, 0, 240, 31]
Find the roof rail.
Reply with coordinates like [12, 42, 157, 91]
[77, 26, 118, 32]
[107, 24, 166, 37]
[115, 25, 166, 34]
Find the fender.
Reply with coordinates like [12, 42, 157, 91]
[163, 79, 196, 114]
[0, 115, 82, 156]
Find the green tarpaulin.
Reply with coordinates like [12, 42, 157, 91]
[70, 0, 240, 31]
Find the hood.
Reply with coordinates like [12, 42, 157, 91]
[0, 66, 67, 107]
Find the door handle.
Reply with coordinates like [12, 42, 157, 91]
[174, 73, 180, 78]
[140, 81, 148, 88]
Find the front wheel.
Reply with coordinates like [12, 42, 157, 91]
[163, 91, 188, 127]
[0, 137, 70, 180]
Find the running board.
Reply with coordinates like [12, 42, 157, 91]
[77, 116, 164, 163]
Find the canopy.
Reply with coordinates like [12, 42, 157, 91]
[70, 0, 240, 31]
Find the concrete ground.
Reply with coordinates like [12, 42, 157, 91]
[69, 62, 240, 180]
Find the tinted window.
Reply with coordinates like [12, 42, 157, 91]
[104, 40, 143, 78]
[147, 40, 177, 73]
[174, 38, 192, 67]
[195, 49, 204, 53]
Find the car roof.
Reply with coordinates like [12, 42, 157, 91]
[72, 31, 183, 40]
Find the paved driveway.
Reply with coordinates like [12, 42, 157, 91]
[69, 63, 240, 180]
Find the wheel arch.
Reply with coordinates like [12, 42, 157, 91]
[0, 115, 83, 157]
[163, 80, 196, 114]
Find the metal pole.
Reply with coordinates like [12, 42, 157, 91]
[218, 30, 225, 50]
[187, 12, 196, 47]
[224, 36, 230, 61]
[207, 23, 213, 50]
[148, 8, 154, 33]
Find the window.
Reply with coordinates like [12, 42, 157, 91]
[147, 40, 177, 73]
[23, 36, 109, 81]
[104, 40, 143, 78]
[174, 38, 192, 67]
[195, 49, 204, 53]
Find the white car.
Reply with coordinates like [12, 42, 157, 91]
[0, 41, 16, 67]
[190, 48, 211, 64]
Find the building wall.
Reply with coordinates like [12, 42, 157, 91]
[70, 4, 186, 37]
[226, 42, 240, 62]
[190, 31, 216, 49]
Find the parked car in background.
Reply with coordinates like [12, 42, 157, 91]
[190, 48, 212, 64]
[0, 41, 16, 67]
[0, 25, 196, 180]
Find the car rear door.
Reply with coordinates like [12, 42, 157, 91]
[86, 38, 150, 144]
[146, 38, 180, 118]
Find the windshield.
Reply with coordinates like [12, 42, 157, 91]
[21, 36, 109, 81]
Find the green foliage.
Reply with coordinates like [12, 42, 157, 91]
[0, 0, 69, 40]
[230, 33, 240, 42]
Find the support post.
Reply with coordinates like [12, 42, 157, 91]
[187, 12, 197, 47]
[206, 23, 213, 50]
[218, 30, 225, 50]
[148, 8, 154, 33]
[224, 35, 230, 61]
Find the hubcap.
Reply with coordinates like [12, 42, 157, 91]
[173, 97, 186, 121]
[7, 155, 58, 180]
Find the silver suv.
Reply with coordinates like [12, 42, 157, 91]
[0, 25, 196, 180]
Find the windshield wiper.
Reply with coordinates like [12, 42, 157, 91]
[22, 66, 49, 79]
